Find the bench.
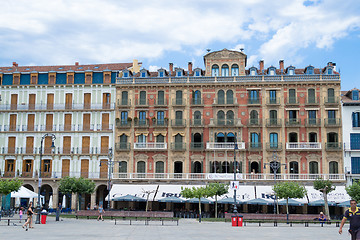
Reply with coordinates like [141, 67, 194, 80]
[76, 210, 174, 220]
[0, 218, 24, 226]
[114, 217, 179, 226]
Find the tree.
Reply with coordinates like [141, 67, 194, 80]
[346, 181, 360, 202]
[58, 177, 95, 211]
[181, 186, 211, 223]
[207, 183, 229, 218]
[313, 178, 335, 220]
[273, 182, 306, 222]
[0, 178, 23, 208]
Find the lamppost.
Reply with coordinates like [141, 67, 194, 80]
[233, 136, 238, 214]
[263, 152, 286, 215]
[100, 148, 114, 210]
[35, 133, 56, 224]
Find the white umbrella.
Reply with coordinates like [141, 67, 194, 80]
[62, 195, 66, 208]
[15, 197, 20, 207]
[49, 195, 53, 209]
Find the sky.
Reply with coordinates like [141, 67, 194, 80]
[0, 0, 359, 90]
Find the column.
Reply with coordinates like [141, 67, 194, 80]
[71, 193, 77, 210]
[52, 190, 59, 209]
[90, 193, 96, 209]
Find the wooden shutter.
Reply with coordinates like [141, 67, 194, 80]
[100, 161, 108, 178]
[102, 113, 109, 130]
[85, 74, 92, 84]
[62, 159, 70, 177]
[47, 93, 54, 110]
[81, 159, 89, 178]
[67, 74, 73, 84]
[29, 94, 36, 110]
[63, 136, 71, 154]
[101, 136, 109, 154]
[9, 114, 17, 131]
[26, 137, 34, 154]
[27, 114, 35, 131]
[5, 160, 15, 177]
[13, 75, 20, 85]
[83, 114, 90, 130]
[42, 160, 52, 177]
[65, 93, 73, 109]
[22, 160, 33, 177]
[8, 137, 16, 154]
[84, 93, 91, 109]
[11, 94, 17, 110]
[103, 93, 111, 109]
[44, 136, 52, 154]
[49, 74, 55, 85]
[104, 73, 110, 84]
[46, 114, 53, 131]
[31, 75, 37, 84]
[64, 114, 72, 131]
[82, 136, 90, 154]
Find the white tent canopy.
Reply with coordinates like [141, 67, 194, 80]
[11, 186, 44, 200]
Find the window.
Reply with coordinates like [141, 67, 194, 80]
[309, 161, 318, 174]
[119, 134, 128, 149]
[353, 90, 359, 100]
[43, 160, 51, 172]
[174, 134, 183, 149]
[269, 90, 276, 104]
[289, 132, 298, 142]
[227, 132, 235, 143]
[270, 110, 277, 125]
[288, 89, 296, 103]
[221, 64, 229, 76]
[195, 70, 201, 77]
[216, 132, 225, 143]
[289, 110, 297, 120]
[157, 91, 164, 105]
[218, 90, 225, 104]
[159, 71, 164, 77]
[156, 161, 164, 173]
[123, 72, 128, 78]
[350, 133, 360, 150]
[270, 133, 278, 148]
[141, 71, 146, 78]
[137, 161, 146, 174]
[119, 161, 127, 173]
[327, 88, 335, 103]
[250, 110, 258, 125]
[309, 132, 317, 142]
[351, 157, 360, 174]
[212, 65, 219, 76]
[121, 91, 128, 105]
[251, 133, 260, 148]
[139, 91, 146, 105]
[176, 71, 182, 77]
[250, 68, 257, 76]
[231, 64, 239, 76]
[193, 90, 201, 104]
[328, 110, 336, 124]
[289, 161, 299, 174]
[327, 68, 333, 74]
[157, 111, 164, 125]
[308, 89, 315, 103]
[269, 67, 276, 75]
[306, 67, 314, 75]
[226, 90, 233, 104]
[249, 90, 259, 104]
[288, 69, 294, 75]
[353, 112, 360, 127]
[139, 111, 146, 126]
[217, 110, 225, 125]
[308, 110, 316, 124]
[176, 90, 183, 105]
[156, 134, 164, 143]
[121, 111, 128, 125]
[226, 110, 234, 125]
[194, 111, 202, 125]
[175, 111, 183, 125]
[329, 161, 338, 174]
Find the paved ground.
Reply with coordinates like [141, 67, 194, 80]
[0, 216, 351, 240]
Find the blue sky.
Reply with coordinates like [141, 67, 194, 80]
[0, 0, 359, 90]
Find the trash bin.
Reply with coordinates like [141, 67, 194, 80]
[231, 215, 238, 227]
[41, 211, 48, 224]
[237, 215, 243, 227]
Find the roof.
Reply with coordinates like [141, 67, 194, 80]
[0, 62, 133, 73]
[342, 89, 360, 105]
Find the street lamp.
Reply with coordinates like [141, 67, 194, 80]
[233, 136, 238, 214]
[35, 133, 56, 224]
[263, 152, 286, 215]
[100, 148, 114, 210]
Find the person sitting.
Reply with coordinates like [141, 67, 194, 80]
[319, 212, 327, 222]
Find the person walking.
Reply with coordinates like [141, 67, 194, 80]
[339, 199, 360, 240]
[97, 204, 105, 221]
[56, 203, 62, 221]
[19, 207, 23, 223]
[22, 202, 34, 231]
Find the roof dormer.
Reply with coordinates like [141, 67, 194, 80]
[157, 68, 167, 78]
[122, 69, 132, 78]
[249, 66, 257, 76]
[267, 66, 276, 75]
[193, 68, 202, 77]
[139, 68, 149, 78]
[305, 65, 314, 75]
[286, 66, 296, 75]
[175, 67, 184, 77]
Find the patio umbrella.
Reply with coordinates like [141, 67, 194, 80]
[245, 198, 273, 205]
[308, 199, 337, 207]
[186, 198, 214, 204]
[278, 199, 304, 206]
[49, 195, 53, 209]
[217, 197, 242, 204]
[15, 197, 21, 207]
[337, 200, 360, 207]
[158, 196, 186, 203]
[113, 194, 146, 202]
[62, 195, 66, 208]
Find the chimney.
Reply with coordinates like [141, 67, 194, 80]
[188, 62, 193, 75]
[259, 60, 264, 72]
[279, 60, 284, 72]
[12, 62, 18, 67]
[169, 63, 173, 74]
[75, 62, 79, 66]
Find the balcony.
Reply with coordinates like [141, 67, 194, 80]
[266, 98, 280, 105]
[0, 103, 115, 111]
[116, 120, 131, 128]
[117, 99, 131, 108]
[305, 97, 319, 105]
[285, 118, 301, 127]
[171, 119, 186, 127]
[247, 98, 260, 105]
[152, 119, 168, 127]
[246, 119, 261, 127]
[172, 98, 186, 106]
[265, 119, 282, 127]
[286, 97, 299, 105]
[134, 119, 150, 128]
[206, 142, 245, 150]
[191, 98, 203, 106]
[170, 142, 186, 151]
[209, 118, 242, 127]
[324, 97, 340, 105]
[305, 118, 321, 127]
[134, 142, 167, 150]
[190, 142, 204, 151]
[135, 99, 149, 107]
[324, 118, 341, 127]
[190, 119, 205, 127]
[96, 124, 113, 131]
[154, 98, 168, 106]
[212, 98, 238, 106]
[266, 143, 282, 151]
[247, 142, 262, 151]
[286, 142, 322, 150]
[325, 142, 342, 151]
[115, 142, 131, 151]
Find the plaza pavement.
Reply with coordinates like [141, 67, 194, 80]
[1, 216, 350, 240]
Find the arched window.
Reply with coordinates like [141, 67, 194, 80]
[119, 161, 127, 174]
[216, 132, 225, 143]
[193, 90, 201, 104]
[137, 161, 146, 177]
[231, 64, 239, 76]
[137, 134, 146, 149]
[269, 133, 278, 148]
[175, 111, 183, 126]
[269, 110, 277, 125]
[156, 134, 164, 143]
[155, 161, 164, 173]
[309, 132, 317, 142]
[174, 134, 183, 149]
[119, 134, 128, 149]
[250, 162, 260, 173]
[218, 90, 225, 104]
[227, 132, 235, 143]
[221, 64, 229, 76]
[327, 132, 339, 149]
[217, 110, 225, 125]
[174, 161, 183, 174]
[192, 161, 202, 173]
[193, 133, 202, 149]
[139, 91, 146, 105]
[212, 64, 219, 76]
[194, 111, 202, 125]
[226, 90, 234, 104]
[289, 132, 298, 142]
[121, 91, 128, 105]
[329, 161, 338, 174]
[226, 110, 234, 125]
[251, 133, 260, 148]
[309, 161, 318, 174]
[222, 162, 230, 173]
[289, 161, 299, 174]
[211, 161, 221, 173]
[250, 110, 258, 125]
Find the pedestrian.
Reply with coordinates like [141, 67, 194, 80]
[318, 212, 327, 222]
[19, 207, 23, 223]
[56, 203, 62, 221]
[97, 204, 105, 221]
[87, 203, 91, 210]
[22, 202, 34, 231]
[339, 199, 360, 240]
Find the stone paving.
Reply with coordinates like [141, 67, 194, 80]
[0, 216, 351, 240]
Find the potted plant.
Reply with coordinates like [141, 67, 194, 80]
[127, 117, 132, 122]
